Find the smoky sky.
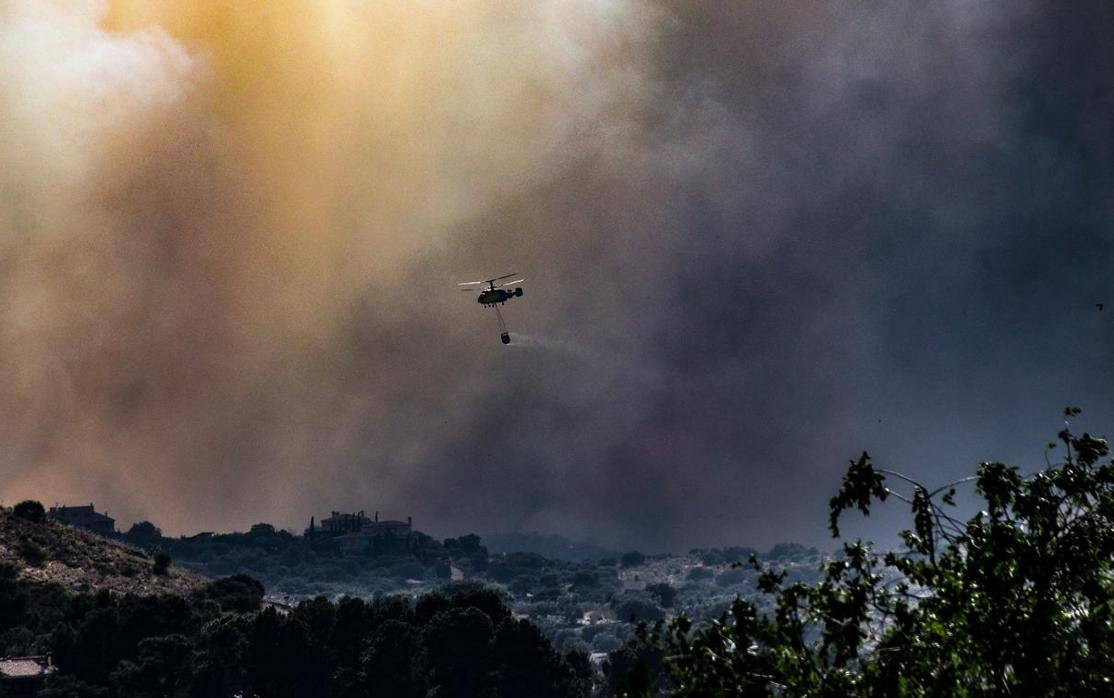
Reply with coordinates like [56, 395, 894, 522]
[2, 1, 1112, 551]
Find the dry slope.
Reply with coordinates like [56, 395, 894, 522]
[0, 508, 204, 595]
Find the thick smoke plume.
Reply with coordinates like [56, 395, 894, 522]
[2, 1, 1112, 549]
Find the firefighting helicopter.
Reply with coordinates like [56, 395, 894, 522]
[458, 273, 524, 344]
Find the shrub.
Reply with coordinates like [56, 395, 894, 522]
[592, 631, 623, 653]
[763, 542, 818, 562]
[18, 541, 47, 566]
[612, 595, 664, 623]
[508, 575, 538, 596]
[570, 570, 599, 589]
[620, 551, 646, 568]
[248, 523, 276, 537]
[387, 561, 426, 580]
[487, 561, 523, 583]
[205, 574, 265, 612]
[686, 566, 714, 581]
[153, 551, 172, 575]
[714, 568, 745, 587]
[13, 500, 46, 523]
[645, 583, 677, 608]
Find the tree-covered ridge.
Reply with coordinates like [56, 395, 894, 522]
[616, 411, 1114, 696]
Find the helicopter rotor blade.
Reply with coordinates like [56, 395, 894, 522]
[457, 281, 485, 286]
[497, 278, 524, 287]
[491, 273, 517, 282]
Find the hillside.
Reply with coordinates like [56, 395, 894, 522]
[0, 508, 204, 595]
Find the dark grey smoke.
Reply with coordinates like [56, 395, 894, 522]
[394, 0, 1114, 550]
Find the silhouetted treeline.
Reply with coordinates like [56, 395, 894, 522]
[0, 565, 591, 697]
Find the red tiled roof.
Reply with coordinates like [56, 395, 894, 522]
[0, 657, 52, 678]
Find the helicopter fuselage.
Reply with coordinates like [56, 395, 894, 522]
[478, 287, 523, 306]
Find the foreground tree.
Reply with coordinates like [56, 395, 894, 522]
[624, 409, 1114, 697]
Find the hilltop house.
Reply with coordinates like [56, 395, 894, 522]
[319, 510, 368, 534]
[48, 504, 115, 536]
[317, 511, 413, 552]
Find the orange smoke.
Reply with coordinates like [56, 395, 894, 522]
[0, 0, 659, 532]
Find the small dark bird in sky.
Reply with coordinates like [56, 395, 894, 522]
[1098, 303, 1105, 311]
